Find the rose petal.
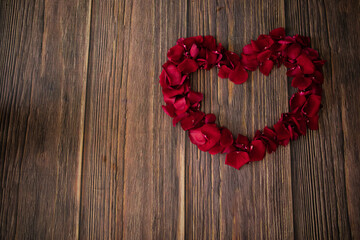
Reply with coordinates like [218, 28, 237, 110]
[291, 76, 312, 90]
[249, 140, 266, 161]
[257, 50, 272, 62]
[286, 43, 302, 59]
[220, 128, 233, 147]
[302, 95, 321, 117]
[163, 62, 182, 86]
[218, 65, 232, 79]
[173, 97, 189, 115]
[297, 53, 315, 74]
[274, 121, 291, 141]
[243, 44, 257, 55]
[167, 45, 184, 62]
[225, 151, 250, 169]
[269, 27, 285, 40]
[290, 92, 307, 111]
[177, 58, 198, 74]
[259, 60, 274, 76]
[229, 65, 248, 84]
[187, 90, 203, 104]
[307, 115, 319, 130]
[205, 114, 216, 123]
[190, 44, 199, 58]
[162, 104, 176, 117]
[286, 65, 303, 77]
[189, 128, 206, 145]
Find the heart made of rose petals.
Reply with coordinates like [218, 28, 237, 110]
[160, 28, 325, 170]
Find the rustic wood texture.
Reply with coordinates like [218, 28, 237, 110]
[0, 0, 359, 239]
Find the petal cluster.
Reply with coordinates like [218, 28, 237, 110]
[160, 28, 325, 170]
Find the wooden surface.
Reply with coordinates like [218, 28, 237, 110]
[1, 0, 359, 239]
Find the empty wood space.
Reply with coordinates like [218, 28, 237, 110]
[0, 0, 359, 239]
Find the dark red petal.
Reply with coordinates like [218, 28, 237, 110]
[208, 144, 224, 155]
[241, 53, 259, 71]
[274, 121, 291, 140]
[189, 129, 206, 145]
[312, 71, 324, 84]
[218, 65, 232, 79]
[269, 27, 285, 39]
[203, 35, 216, 50]
[190, 44, 199, 58]
[229, 65, 248, 84]
[162, 104, 175, 117]
[225, 151, 250, 169]
[286, 65, 303, 77]
[163, 62, 182, 86]
[259, 60, 274, 76]
[302, 95, 321, 117]
[291, 76, 312, 90]
[205, 114, 216, 123]
[177, 58, 198, 74]
[173, 112, 188, 126]
[297, 53, 315, 74]
[257, 50, 272, 62]
[220, 128, 233, 147]
[236, 134, 249, 146]
[222, 145, 237, 154]
[290, 92, 307, 111]
[307, 115, 320, 130]
[187, 90, 203, 104]
[243, 44, 257, 55]
[286, 43, 302, 59]
[198, 124, 221, 151]
[249, 140, 266, 161]
[173, 97, 189, 115]
[167, 45, 184, 62]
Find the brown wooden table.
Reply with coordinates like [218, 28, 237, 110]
[1, 0, 359, 239]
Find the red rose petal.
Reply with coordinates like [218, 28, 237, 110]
[162, 104, 175, 117]
[236, 134, 249, 146]
[225, 151, 250, 169]
[257, 50, 272, 62]
[286, 43, 302, 59]
[302, 95, 321, 117]
[307, 115, 319, 130]
[297, 53, 315, 74]
[243, 44, 257, 55]
[163, 62, 182, 86]
[190, 44, 199, 58]
[205, 114, 216, 123]
[286, 65, 303, 77]
[269, 27, 285, 39]
[229, 65, 248, 84]
[187, 90, 203, 104]
[177, 58, 198, 74]
[290, 92, 307, 111]
[259, 60, 274, 76]
[249, 140, 266, 161]
[274, 121, 291, 141]
[189, 129, 206, 145]
[167, 44, 184, 62]
[218, 65, 232, 79]
[208, 144, 224, 155]
[220, 128, 233, 147]
[291, 76, 312, 90]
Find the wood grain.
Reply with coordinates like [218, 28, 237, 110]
[0, 0, 91, 239]
[0, 0, 359, 239]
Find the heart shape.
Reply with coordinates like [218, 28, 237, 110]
[160, 28, 325, 170]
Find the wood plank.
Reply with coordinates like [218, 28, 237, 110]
[185, 0, 294, 239]
[286, 0, 360, 239]
[79, 0, 188, 239]
[0, 0, 91, 239]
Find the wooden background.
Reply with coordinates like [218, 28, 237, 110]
[1, 0, 359, 239]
